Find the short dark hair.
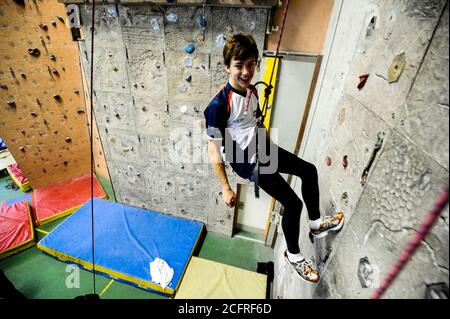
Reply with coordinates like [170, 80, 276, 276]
[223, 33, 259, 67]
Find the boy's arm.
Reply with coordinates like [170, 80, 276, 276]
[208, 139, 236, 208]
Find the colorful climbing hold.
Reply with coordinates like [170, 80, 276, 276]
[184, 44, 196, 54]
[357, 74, 369, 90]
[198, 16, 207, 30]
[343, 155, 348, 169]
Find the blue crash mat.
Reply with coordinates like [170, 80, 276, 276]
[37, 198, 204, 295]
[6, 193, 32, 206]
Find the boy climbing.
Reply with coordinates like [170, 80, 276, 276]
[204, 33, 345, 283]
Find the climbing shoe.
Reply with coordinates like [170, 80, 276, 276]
[284, 250, 320, 283]
[310, 212, 345, 239]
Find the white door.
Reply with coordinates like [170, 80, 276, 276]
[234, 55, 318, 241]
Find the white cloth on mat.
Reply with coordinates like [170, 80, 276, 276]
[150, 258, 174, 289]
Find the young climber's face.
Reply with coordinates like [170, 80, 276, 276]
[226, 57, 256, 92]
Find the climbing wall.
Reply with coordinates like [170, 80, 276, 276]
[0, 0, 109, 188]
[76, 3, 269, 236]
[273, 0, 449, 299]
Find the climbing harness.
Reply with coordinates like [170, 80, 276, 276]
[371, 185, 449, 299]
[252, 0, 290, 198]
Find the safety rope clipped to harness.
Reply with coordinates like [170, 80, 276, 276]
[253, 0, 290, 198]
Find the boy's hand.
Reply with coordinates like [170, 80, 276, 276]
[222, 187, 236, 208]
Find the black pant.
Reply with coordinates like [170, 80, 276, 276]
[258, 144, 320, 254]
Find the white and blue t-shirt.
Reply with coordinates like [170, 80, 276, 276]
[204, 82, 262, 179]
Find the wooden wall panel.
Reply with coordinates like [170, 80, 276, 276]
[266, 0, 333, 54]
[60, 0, 277, 8]
[0, 0, 108, 188]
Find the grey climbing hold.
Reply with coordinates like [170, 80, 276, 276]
[215, 34, 226, 47]
[105, 5, 118, 17]
[184, 43, 196, 54]
[184, 56, 193, 68]
[151, 18, 160, 32]
[179, 105, 188, 113]
[357, 257, 376, 288]
[178, 84, 188, 93]
[184, 74, 192, 82]
[166, 12, 177, 23]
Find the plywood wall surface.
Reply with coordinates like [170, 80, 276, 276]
[266, 0, 333, 54]
[0, 0, 93, 188]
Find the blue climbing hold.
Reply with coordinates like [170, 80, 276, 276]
[0, 137, 7, 151]
[184, 44, 196, 54]
[198, 16, 207, 29]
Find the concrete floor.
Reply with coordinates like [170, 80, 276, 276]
[0, 171, 274, 299]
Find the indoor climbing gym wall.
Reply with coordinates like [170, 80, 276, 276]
[68, 1, 272, 236]
[0, 0, 109, 188]
[273, 0, 449, 299]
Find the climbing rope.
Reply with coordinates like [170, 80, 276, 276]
[253, 0, 290, 198]
[89, 0, 97, 295]
[371, 185, 449, 299]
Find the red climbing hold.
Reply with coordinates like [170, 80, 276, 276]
[357, 74, 369, 90]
